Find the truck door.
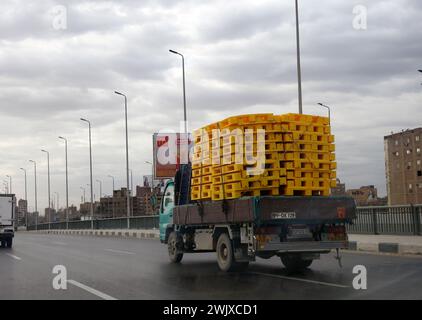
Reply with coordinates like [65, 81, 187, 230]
[159, 181, 175, 242]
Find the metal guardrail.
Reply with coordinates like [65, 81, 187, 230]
[27, 205, 422, 236]
[347, 205, 422, 236]
[27, 215, 159, 231]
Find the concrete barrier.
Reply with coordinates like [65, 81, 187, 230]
[25, 229, 160, 240]
[348, 234, 422, 256]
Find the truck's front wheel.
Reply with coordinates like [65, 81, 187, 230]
[6, 238, 12, 248]
[168, 231, 183, 263]
[280, 254, 313, 273]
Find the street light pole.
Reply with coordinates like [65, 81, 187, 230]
[20, 168, 27, 227]
[317, 103, 331, 125]
[107, 175, 115, 195]
[169, 49, 187, 133]
[114, 91, 131, 229]
[96, 179, 103, 218]
[6, 175, 12, 194]
[41, 150, 51, 230]
[295, 0, 303, 114]
[80, 187, 86, 203]
[58, 136, 69, 229]
[54, 192, 59, 212]
[80, 118, 94, 229]
[29, 160, 38, 230]
[107, 175, 115, 218]
[145, 161, 154, 191]
[96, 179, 102, 199]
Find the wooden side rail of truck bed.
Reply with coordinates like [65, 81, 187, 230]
[173, 196, 356, 226]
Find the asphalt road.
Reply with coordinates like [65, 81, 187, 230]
[1, 232, 421, 300]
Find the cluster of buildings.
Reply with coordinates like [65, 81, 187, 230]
[14, 176, 164, 226]
[79, 185, 162, 219]
[331, 180, 387, 206]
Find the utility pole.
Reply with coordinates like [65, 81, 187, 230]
[295, 0, 303, 114]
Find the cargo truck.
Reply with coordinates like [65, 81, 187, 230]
[0, 194, 15, 248]
[159, 165, 356, 272]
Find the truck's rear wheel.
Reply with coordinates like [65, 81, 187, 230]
[216, 233, 237, 272]
[168, 231, 183, 263]
[280, 254, 313, 273]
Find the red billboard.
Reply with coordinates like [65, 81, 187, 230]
[153, 133, 193, 179]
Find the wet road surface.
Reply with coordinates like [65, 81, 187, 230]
[1, 232, 421, 300]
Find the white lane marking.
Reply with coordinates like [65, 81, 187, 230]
[6, 253, 22, 261]
[104, 249, 135, 255]
[67, 280, 117, 300]
[248, 272, 349, 288]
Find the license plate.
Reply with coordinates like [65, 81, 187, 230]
[289, 227, 311, 237]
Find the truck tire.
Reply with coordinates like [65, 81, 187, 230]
[6, 238, 12, 248]
[168, 231, 183, 263]
[216, 233, 237, 272]
[280, 254, 313, 273]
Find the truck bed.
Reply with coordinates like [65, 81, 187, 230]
[173, 196, 356, 226]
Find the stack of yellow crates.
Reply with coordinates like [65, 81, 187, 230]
[191, 113, 336, 201]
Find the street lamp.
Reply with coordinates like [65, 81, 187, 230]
[6, 175, 12, 193]
[54, 192, 59, 212]
[114, 91, 131, 229]
[58, 136, 69, 230]
[169, 49, 188, 133]
[3, 180, 8, 193]
[145, 161, 154, 190]
[107, 175, 115, 195]
[96, 179, 102, 199]
[80, 118, 94, 229]
[41, 149, 51, 230]
[107, 175, 115, 218]
[80, 187, 86, 203]
[130, 170, 133, 195]
[317, 103, 331, 125]
[29, 160, 38, 229]
[20, 168, 28, 227]
[294, 0, 303, 114]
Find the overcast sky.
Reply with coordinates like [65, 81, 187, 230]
[1, 0, 421, 213]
